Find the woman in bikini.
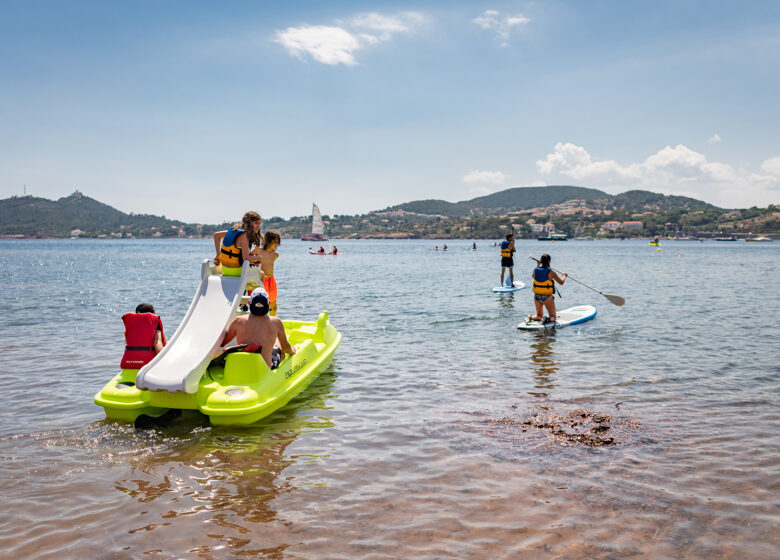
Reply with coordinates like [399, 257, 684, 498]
[530, 253, 567, 323]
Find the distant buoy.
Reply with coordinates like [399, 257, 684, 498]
[657, 248, 661, 252]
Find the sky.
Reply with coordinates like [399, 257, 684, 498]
[1, 0, 779, 223]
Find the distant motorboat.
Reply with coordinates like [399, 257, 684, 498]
[745, 236, 772, 242]
[714, 236, 737, 241]
[301, 203, 329, 241]
[538, 233, 568, 241]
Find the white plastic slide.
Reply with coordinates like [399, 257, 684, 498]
[136, 260, 260, 394]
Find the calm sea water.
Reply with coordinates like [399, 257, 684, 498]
[0, 238, 778, 559]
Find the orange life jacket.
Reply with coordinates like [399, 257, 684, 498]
[120, 313, 166, 369]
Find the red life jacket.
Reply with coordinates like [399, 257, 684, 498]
[120, 313, 167, 369]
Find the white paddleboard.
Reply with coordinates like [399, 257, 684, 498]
[493, 281, 526, 293]
[517, 305, 597, 330]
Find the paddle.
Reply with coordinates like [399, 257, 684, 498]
[528, 256, 626, 307]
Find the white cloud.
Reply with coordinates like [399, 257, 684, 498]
[273, 25, 362, 65]
[761, 156, 780, 176]
[536, 142, 780, 207]
[472, 10, 530, 46]
[275, 12, 425, 65]
[707, 133, 721, 144]
[350, 12, 426, 39]
[463, 170, 508, 184]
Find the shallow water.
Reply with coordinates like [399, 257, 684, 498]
[0, 238, 778, 559]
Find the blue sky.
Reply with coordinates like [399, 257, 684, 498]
[1, 1, 779, 222]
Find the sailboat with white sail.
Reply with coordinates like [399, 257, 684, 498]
[301, 203, 329, 241]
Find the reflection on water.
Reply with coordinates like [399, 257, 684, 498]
[495, 291, 516, 309]
[107, 371, 338, 553]
[528, 330, 558, 397]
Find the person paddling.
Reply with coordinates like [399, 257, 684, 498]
[530, 254, 567, 324]
[500, 232, 516, 287]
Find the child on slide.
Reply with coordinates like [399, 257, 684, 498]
[213, 211, 264, 276]
[250, 231, 281, 316]
[530, 253, 567, 324]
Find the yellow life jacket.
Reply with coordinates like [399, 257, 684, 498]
[500, 240, 513, 258]
[219, 228, 244, 267]
[532, 267, 555, 295]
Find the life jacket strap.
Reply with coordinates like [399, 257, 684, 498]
[220, 246, 243, 265]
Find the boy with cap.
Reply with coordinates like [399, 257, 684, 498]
[220, 289, 296, 369]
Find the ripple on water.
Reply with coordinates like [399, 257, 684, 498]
[1, 239, 779, 558]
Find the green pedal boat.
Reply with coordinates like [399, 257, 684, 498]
[94, 260, 341, 426]
[95, 311, 340, 426]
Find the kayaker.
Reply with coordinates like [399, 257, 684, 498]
[221, 289, 295, 369]
[250, 230, 281, 316]
[120, 303, 166, 369]
[213, 211, 264, 276]
[318, 246, 325, 253]
[331, 246, 338, 255]
[500, 232, 515, 287]
[530, 253, 567, 324]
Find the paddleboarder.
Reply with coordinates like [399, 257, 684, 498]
[530, 253, 567, 324]
[500, 232, 516, 287]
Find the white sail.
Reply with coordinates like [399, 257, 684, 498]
[311, 203, 325, 236]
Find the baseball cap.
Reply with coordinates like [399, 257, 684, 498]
[249, 289, 270, 316]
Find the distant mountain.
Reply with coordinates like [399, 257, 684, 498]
[610, 190, 718, 211]
[2, 185, 769, 239]
[0, 191, 225, 238]
[383, 185, 718, 217]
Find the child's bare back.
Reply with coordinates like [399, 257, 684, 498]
[255, 246, 278, 277]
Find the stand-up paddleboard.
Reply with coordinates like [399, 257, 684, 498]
[517, 305, 597, 330]
[493, 281, 526, 293]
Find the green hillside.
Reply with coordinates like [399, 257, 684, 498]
[0, 191, 223, 238]
[464, 185, 610, 213]
[2, 186, 776, 239]
[611, 190, 718, 211]
[386, 185, 610, 217]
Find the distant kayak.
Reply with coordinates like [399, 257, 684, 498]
[517, 305, 597, 331]
[492, 281, 526, 293]
[309, 251, 342, 255]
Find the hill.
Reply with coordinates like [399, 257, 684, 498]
[0, 191, 224, 238]
[1, 186, 776, 239]
[383, 186, 718, 217]
[610, 190, 718, 212]
[384, 186, 610, 217]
